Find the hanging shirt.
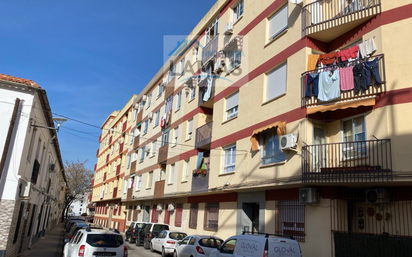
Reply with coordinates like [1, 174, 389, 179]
[318, 70, 340, 101]
[359, 37, 377, 58]
[338, 45, 359, 62]
[317, 52, 339, 65]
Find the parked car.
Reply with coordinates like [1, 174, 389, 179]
[64, 219, 86, 233]
[63, 222, 89, 243]
[150, 230, 187, 257]
[135, 223, 169, 248]
[174, 235, 223, 257]
[125, 221, 148, 243]
[209, 233, 302, 257]
[64, 216, 84, 230]
[63, 227, 127, 257]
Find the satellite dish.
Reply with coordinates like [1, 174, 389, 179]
[289, 0, 303, 5]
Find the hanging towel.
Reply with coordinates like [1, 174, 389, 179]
[307, 54, 320, 71]
[317, 52, 339, 65]
[359, 38, 377, 58]
[340, 66, 354, 91]
[203, 77, 213, 101]
[338, 45, 359, 62]
[318, 70, 340, 101]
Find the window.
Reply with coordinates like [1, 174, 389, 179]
[187, 119, 193, 140]
[27, 128, 37, 162]
[189, 203, 198, 229]
[173, 127, 179, 147]
[168, 64, 176, 83]
[164, 209, 171, 225]
[223, 144, 236, 173]
[205, 17, 219, 45]
[175, 204, 183, 227]
[133, 109, 138, 121]
[161, 129, 170, 147]
[151, 140, 157, 156]
[168, 164, 175, 184]
[180, 57, 185, 76]
[265, 63, 287, 102]
[204, 203, 219, 231]
[189, 87, 196, 101]
[342, 116, 366, 159]
[165, 95, 173, 113]
[135, 175, 142, 191]
[157, 84, 163, 98]
[268, 4, 288, 41]
[140, 146, 145, 162]
[225, 91, 239, 120]
[146, 93, 152, 109]
[154, 109, 160, 127]
[176, 91, 182, 111]
[183, 159, 189, 182]
[232, 0, 244, 23]
[260, 129, 285, 165]
[227, 45, 242, 71]
[130, 175, 135, 188]
[275, 200, 305, 241]
[143, 120, 149, 135]
[147, 171, 153, 188]
[193, 46, 199, 62]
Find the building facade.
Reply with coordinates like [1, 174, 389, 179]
[69, 193, 90, 216]
[0, 74, 66, 257]
[92, 1, 412, 256]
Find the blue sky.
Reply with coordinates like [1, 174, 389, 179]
[0, 0, 216, 170]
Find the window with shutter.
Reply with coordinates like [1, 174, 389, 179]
[164, 209, 170, 225]
[204, 203, 219, 231]
[152, 205, 159, 223]
[189, 203, 198, 229]
[175, 204, 183, 227]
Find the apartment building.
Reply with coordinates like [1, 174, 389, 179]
[0, 74, 66, 257]
[92, 95, 137, 231]
[92, 1, 412, 256]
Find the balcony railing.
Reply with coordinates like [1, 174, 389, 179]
[158, 144, 168, 164]
[195, 122, 213, 149]
[191, 168, 209, 194]
[302, 0, 381, 38]
[302, 139, 392, 183]
[113, 187, 118, 198]
[154, 180, 165, 199]
[302, 54, 386, 109]
[202, 35, 219, 66]
[116, 165, 121, 176]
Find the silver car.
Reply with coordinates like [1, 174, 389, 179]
[174, 235, 223, 257]
[63, 227, 127, 257]
[150, 230, 187, 257]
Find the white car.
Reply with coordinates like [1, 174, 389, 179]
[63, 227, 128, 257]
[150, 230, 187, 257]
[174, 235, 223, 257]
[209, 233, 302, 257]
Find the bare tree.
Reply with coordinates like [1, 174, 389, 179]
[62, 159, 93, 221]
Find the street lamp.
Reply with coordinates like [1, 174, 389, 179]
[31, 117, 67, 132]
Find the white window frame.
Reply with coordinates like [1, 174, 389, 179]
[265, 62, 287, 102]
[183, 159, 189, 182]
[189, 87, 195, 101]
[135, 175, 142, 191]
[227, 44, 242, 72]
[157, 84, 163, 98]
[187, 119, 193, 140]
[151, 140, 157, 157]
[232, 0, 244, 23]
[140, 146, 145, 162]
[169, 164, 175, 185]
[146, 93, 152, 109]
[147, 171, 153, 189]
[143, 120, 149, 135]
[260, 130, 286, 165]
[173, 127, 179, 147]
[225, 91, 239, 121]
[180, 57, 185, 76]
[133, 109, 137, 121]
[341, 115, 366, 160]
[223, 144, 236, 173]
[176, 91, 182, 111]
[130, 130, 135, 145]
[193, 46, 199, 62]
[154, 109, 160, 127]
[205, 16, 219, 46]
[268, 4, 288, 41]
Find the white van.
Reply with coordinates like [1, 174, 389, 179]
[209, 233, 302, 257]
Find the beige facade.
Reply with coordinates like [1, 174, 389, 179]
[91, 1, 412, 256]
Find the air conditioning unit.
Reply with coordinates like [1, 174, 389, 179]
[224, 22, 234, 35]
[136, 204, 142, 210]
[279, 134, 298, 151]
[148, 112, 153, 120]
[168, 203, 175, 212]
[19, 181, 31, 199]
[156, 203, 163, 212]
[141, 95, 147, 102]
[299, 188, 319, 204]
[49, 163, 55, 173]
[366, 189, 389, 204]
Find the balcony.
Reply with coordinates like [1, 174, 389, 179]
[202, 35, 219, 66]
[195, 122, 213, 149]
[158, 144, 169, 164]
[126, 188, 133, 201]
[198, 78, 215, 108]
[119, 143, 124, 154]
[191, 168, 209, 194]
[103, 172, 107, 182]
[113, 187, 118, 198]
[302, 0, 381, 41]
[302, 54, 386, 113]
[133, 136, 140, 151]
[116, 165, 121, 176]
[130, 161, 136, 174]
[302, 139, 392, 183]
[154, 180, 165, 199]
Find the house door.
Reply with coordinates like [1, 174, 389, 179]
[143, 205, 150, 222]
[313, 124, 327, 172]
[242, 203, 260, 233]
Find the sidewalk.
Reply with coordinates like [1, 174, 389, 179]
[21, 222, 64, 257]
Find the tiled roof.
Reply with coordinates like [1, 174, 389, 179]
[0, 73, 40, 88]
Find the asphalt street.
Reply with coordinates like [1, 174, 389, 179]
[126, 240, 163, 257]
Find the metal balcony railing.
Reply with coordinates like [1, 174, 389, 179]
[302, 0, 381, 37]
[302, 139, 392, 183]
[195, 122, 213, 149]
[202, 35, 219, 66]
[302, 54, 386, 108]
